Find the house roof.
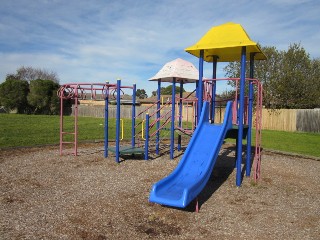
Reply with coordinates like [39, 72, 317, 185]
[139, 92, 197, 104]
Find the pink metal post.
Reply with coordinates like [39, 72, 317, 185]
[59, 94, 64, 156]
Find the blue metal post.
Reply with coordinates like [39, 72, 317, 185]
[104, 82, 109, 158]
[236, 47, 247, 186]
[178, 81, 183, 151]
[156, 80, 161, 155]
[198, 50, 204, 123]
[195, 80, 199, 125]
[144, 113, 150, 160]
[115, 79, 121, 163]
[246, 53, 255, 176]
[170, 78, 176, 159]
[132, 83, 136, 148]
[211, 56, 218, 122]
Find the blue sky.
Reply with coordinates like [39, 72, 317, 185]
[0, 0, 319, 95]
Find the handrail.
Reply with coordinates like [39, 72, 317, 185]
[120, 119, 124, 140]
[203, 77, 260, 82]
[140, 120, 146, 140]
[253, 81, 263, 181]
[150, 115, 171, 138]
[149, 100, 172, 118]
[57, 83, 119, 100]
[185, 89, 196, 99]
[134, 120, 144, 129]
[149, 109, 172, 129]
[135, 100, 160, 119]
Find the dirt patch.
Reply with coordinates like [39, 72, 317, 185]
[0, 143, 319, 239]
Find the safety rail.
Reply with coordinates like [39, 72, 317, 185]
[143, 94, 197, 141]
[135, 100, 160, 120]
[203, 77, 263, 181]
[252, 80, 263, 181]
[57, 83, 118, 100]
[175, 97, 197, 134]
[134, 100, 172, 146]
[149, 100, 171, 118]
[149, 111, 172, 138]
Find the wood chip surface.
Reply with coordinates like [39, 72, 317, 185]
[1, 143, 319, 239]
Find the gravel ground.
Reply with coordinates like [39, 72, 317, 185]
[0, 143, 319, 240]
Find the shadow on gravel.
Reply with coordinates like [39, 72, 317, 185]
[162, 144, 256, 213]
[195, 144, 257, 212]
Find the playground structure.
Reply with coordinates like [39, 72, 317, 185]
[149, 22, 266, 208]
[57, 59, 201, 163]
[57, 81, 140, 160]
[57, 22, 266, 209]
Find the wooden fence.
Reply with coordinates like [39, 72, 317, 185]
[296, 109, 320, 132]
[72, 105, 320, 133]
[261, 109, 297, 132]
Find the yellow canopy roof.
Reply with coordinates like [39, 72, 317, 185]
[185, 22, 267, 62]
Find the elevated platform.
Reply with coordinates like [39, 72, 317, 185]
[108, 146, 144, 155]
[225, 124, 249, 139]
[174, 128, 193, 136]
[175, 125, 249, 139]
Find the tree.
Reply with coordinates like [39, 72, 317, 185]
[219, 89, 236, 101]
[309, 58, 320, 107]
[136, 89, 148, 99]
[0, 75, 29, 113]
[151, 90, 157, 97]
[252, 46, 283, 108]
[27, 79, 60, 114]
[224, 43, 320, 109]
[12, 66, 60, 83]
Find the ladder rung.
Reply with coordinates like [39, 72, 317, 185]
[61, 132, 76, 135]
[62, 141, 75, 144]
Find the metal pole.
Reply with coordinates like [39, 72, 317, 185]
[115, 79, 121, 163]
[198, 50, 204, 124]
[236, 47, 246, 186]
[74, 86, 78, 156]
[211, 56, 218, 122]
[170, 78, 176, 159]
[144, 113, 150, 160]
[59, 93, 63, 156]
[178, 81, 183, 151]
[195, 80, 199, 126]
[156, 80, 161, 155]
[104, 82, 109, 158]
[132, 83, 136, 148]
[246, 53, 255, 176]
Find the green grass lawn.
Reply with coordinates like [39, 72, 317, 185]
[1, 114, 319, 158]
[0, 114, 164, 147]
[260, 130, 320, 157]
[0, 114, 108, 147]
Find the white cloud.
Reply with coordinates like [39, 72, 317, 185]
[0, 0, 319, 95]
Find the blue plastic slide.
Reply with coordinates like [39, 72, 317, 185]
[149, 101, 233, 208]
